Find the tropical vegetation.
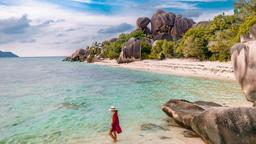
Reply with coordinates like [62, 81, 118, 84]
[86, 0, 256, 62]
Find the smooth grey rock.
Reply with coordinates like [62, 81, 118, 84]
[191, 107, 256, 144]
[231, 43, 256, 102]
[63, 48, 88, 62]
[117, 38, 141, 63]
[136, 17, 151, 29]
[162, 99, 256, 144]
[151, 9, 194, 40]
[162, 99, 213, 129]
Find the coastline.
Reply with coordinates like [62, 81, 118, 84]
[94, 58, 235, 81]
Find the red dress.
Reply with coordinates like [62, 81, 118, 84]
[111, 111, 122, 134]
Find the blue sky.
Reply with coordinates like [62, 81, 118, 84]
[0, 0, 235, 56]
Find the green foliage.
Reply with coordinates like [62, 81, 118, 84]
[86, 54, 94, 63]
[208, 30, 235, 61]
[140, 39, 152, 59]
[129, 30, 146, 39]
[177, 11, 243, 61]
[149, 40, 176, 60]
[102, 41, 122, 59]
[209, 14, 237, 32]
[235, 16, 256, 41]
[177, 26, 211, 60]
[234, 0, 256, 17]
[101, 29, 145, 59]
[87, 42, 102, 56]
[85, 0, 256, 62]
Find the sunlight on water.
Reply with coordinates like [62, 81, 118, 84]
[0, 57, 243, 143]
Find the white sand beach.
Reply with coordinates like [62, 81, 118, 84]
[94, 58, 235, 81]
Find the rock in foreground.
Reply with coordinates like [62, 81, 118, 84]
[192, 107, 256, 144]
[162, 99, 221, 129]
[162, 99, 256, 144]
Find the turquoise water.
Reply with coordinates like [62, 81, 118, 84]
[0, 57, 243, 144]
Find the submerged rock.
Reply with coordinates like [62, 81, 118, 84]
[117, 38, 141, 64]
[63, 49, 88, 62]
[231, 42, 256, 102]
[140, 123, 169, 131]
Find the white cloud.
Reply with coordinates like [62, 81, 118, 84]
[0, 0, 234, 57]
[98, 23, 134, 34]
[192, 9, 234, 22]
[155, 1, 198, 10]
[0, 1, 137, 57]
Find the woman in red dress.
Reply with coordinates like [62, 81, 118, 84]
[109, 106, 122, 143]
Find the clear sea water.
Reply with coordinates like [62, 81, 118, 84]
[0, 57, 244, 144]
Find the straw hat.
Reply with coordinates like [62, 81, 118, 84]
[109, 106, 117, 111]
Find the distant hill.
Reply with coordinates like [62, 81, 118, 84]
[0, 51, 19, 58]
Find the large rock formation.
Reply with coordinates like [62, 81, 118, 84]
[162, 99, 256, 144]
[231, 42, 256, 102]
[117, 38, 141, 64]
[162, 99, 221, 129]
[151, 10, 194, 40]
[191, 107, 256, 144]
[171, 16, 195, 40]
[63, 48, 88, 62]
[136, 17, 151, 34]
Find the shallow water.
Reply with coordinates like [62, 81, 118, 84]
[0, 57, 243, 144]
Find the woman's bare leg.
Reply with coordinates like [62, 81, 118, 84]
[113, 131, 117, 142]
[109, 129, 116, 142]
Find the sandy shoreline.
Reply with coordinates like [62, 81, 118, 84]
[94, 58, 235, 81]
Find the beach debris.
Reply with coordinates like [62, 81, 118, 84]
[159, 136, 172, 139]
[162, 99, 256, 144]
